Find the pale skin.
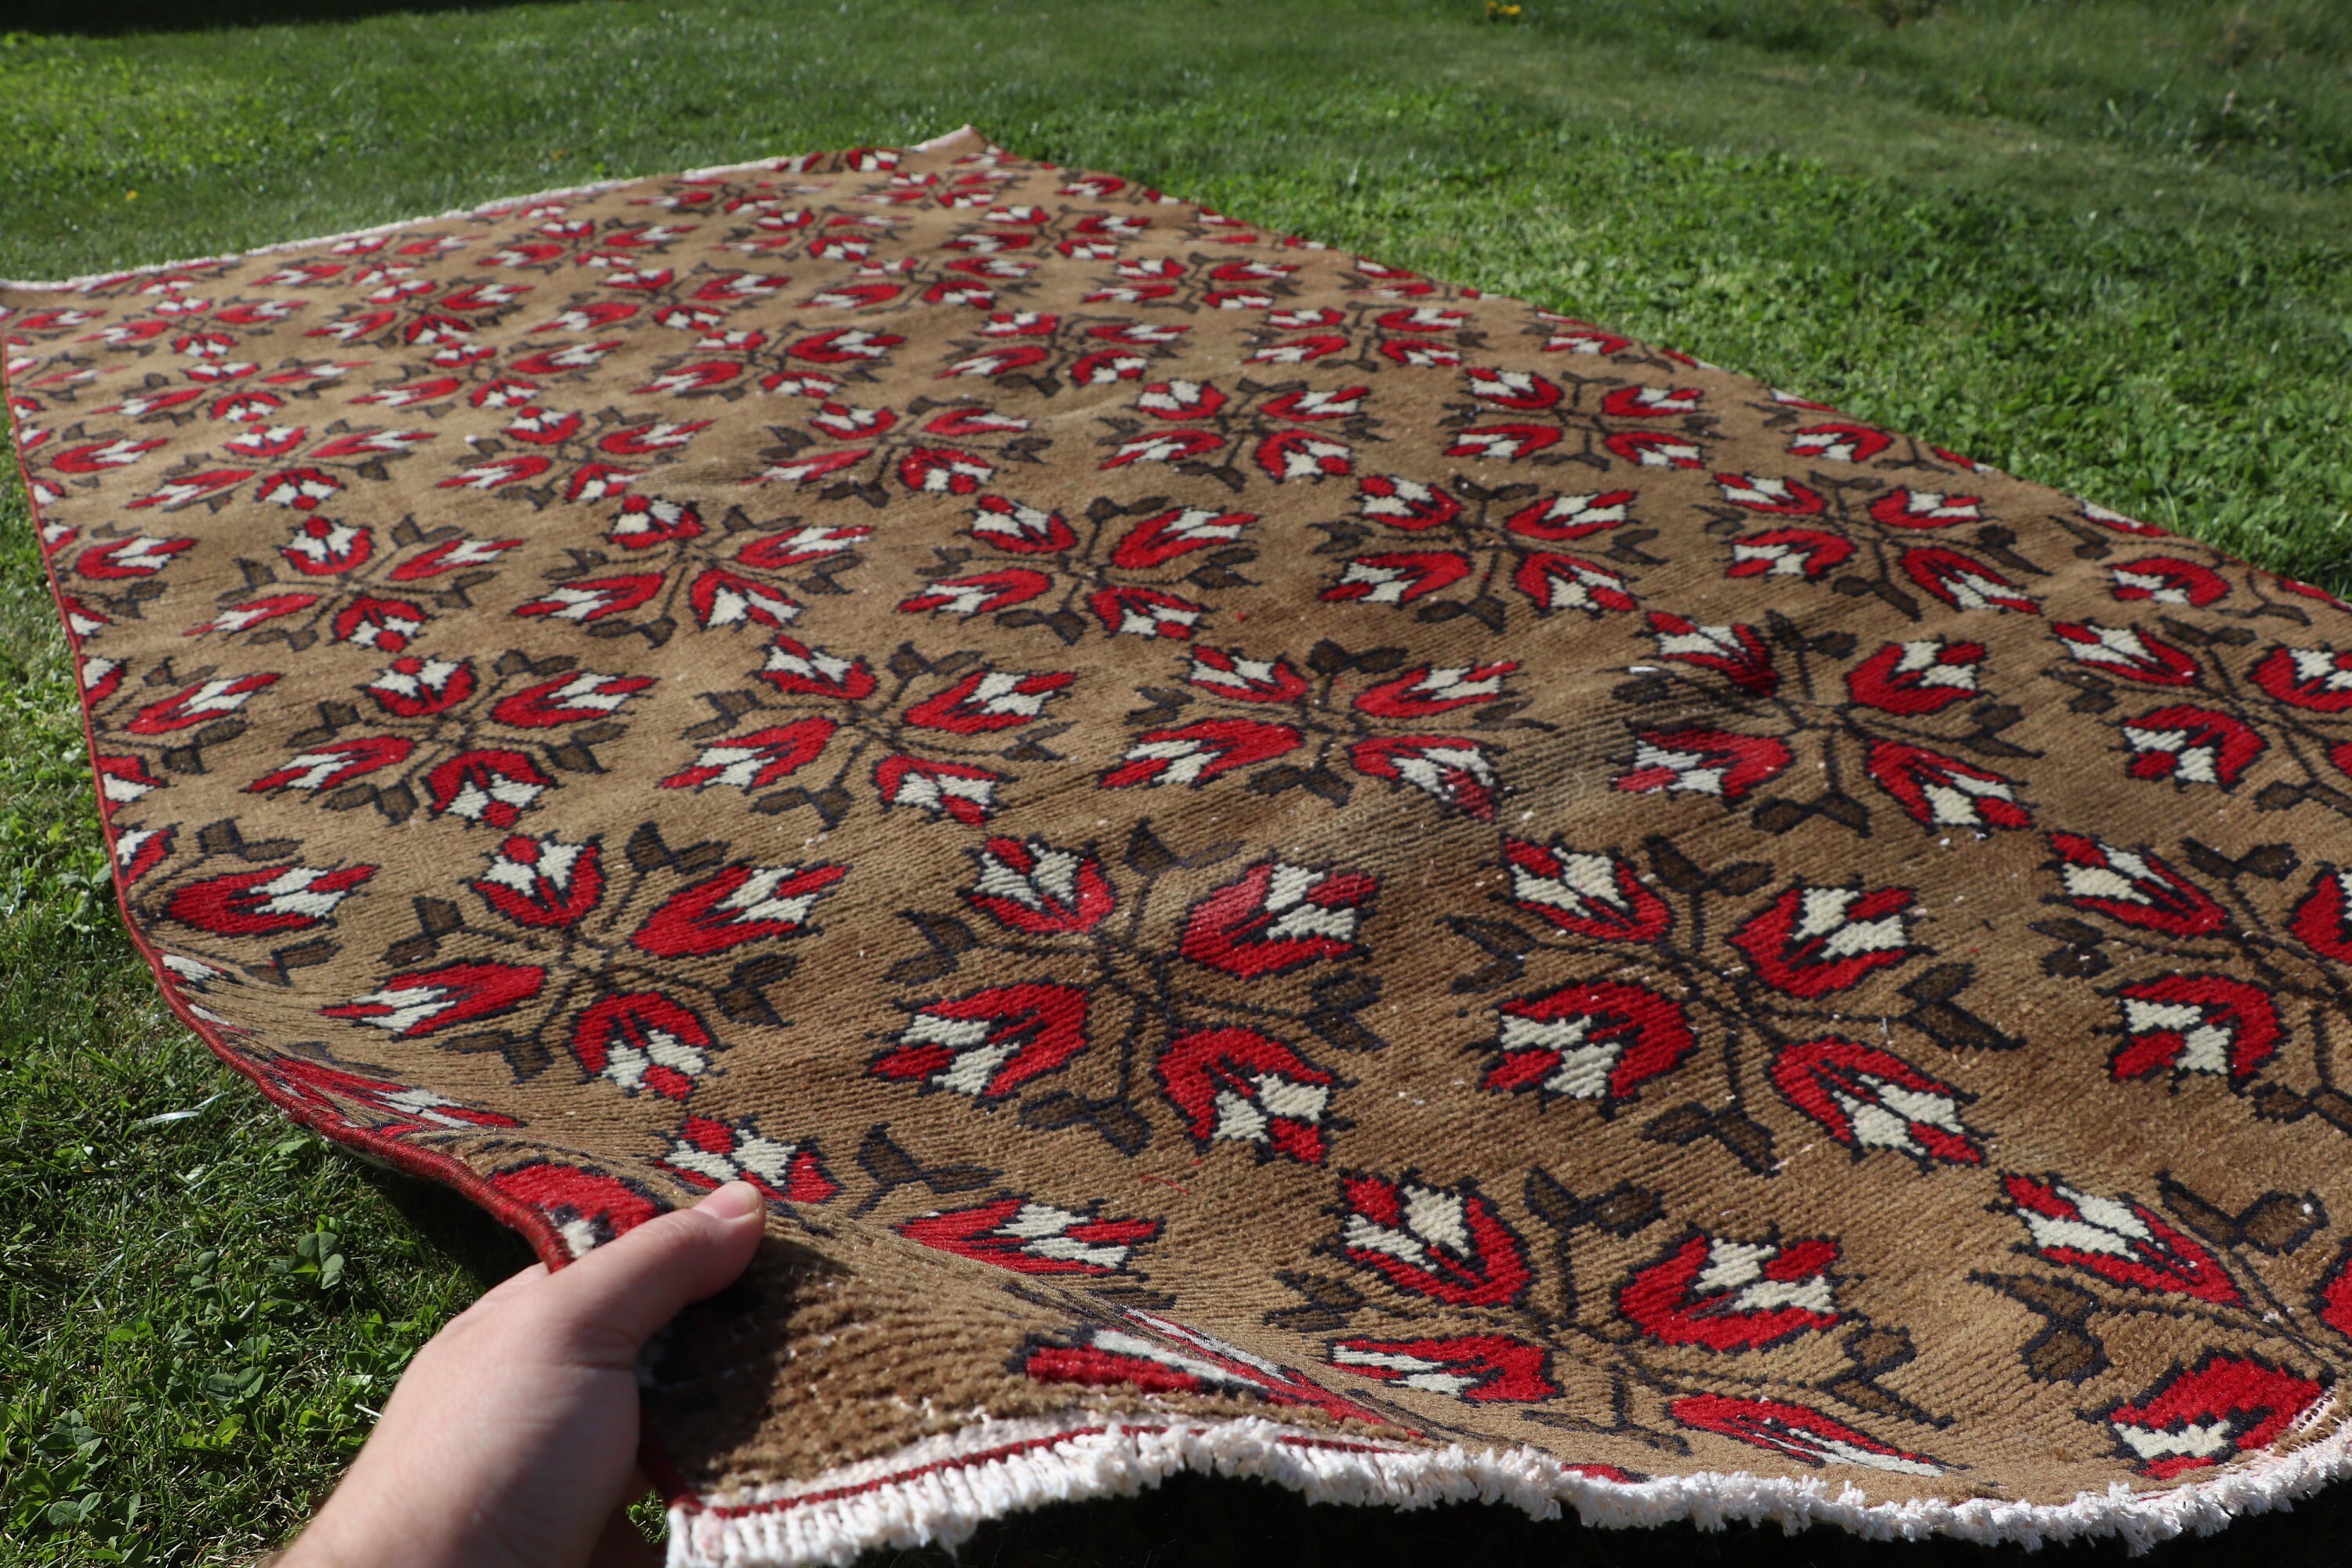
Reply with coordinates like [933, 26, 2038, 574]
[280, 1180, 767, 1568]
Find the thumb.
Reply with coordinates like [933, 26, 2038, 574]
[539, 1181, 767, 1356]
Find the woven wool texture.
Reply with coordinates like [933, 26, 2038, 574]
[12, 131, 2352, 1559]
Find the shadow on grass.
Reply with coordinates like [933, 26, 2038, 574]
[873, 1465, 2352, 1568]
[361, 1163, 535, 1294]
[11, 0, 550, 34]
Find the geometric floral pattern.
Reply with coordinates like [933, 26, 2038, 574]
[10, 129, 2352, 1556]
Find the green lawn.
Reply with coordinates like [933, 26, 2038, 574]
[4, 2, 2350, 1563]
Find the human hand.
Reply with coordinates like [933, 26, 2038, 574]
[280, 1180, 767, 1568]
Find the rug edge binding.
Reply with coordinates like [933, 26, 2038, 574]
[662, 1399, 2352, 1566]
[0, 126, 989, 293]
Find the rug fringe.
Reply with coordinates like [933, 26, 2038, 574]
[663, 1398, 2350, 1566]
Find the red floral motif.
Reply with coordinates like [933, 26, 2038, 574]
[901, 667, 1071, 732]
[1155, 1027, 1338, 1164]
[1328, 1335, 1557, 1403]
[2000, 1174, 2240, 1303]
[114, 826, 174, 884]
[1506, 491, 1633, 542]
[1178, 858, 1375, 978]
[321, 960, 547, 1041]
[2109, 557, 2230, 608]
[1846, 640, 1985, 716]
[2111, 975, 2281, 1084]
[1499, 837, 1671, 942]
[1481, 981, 1696, 1108]
[1714, 474, 1824, 517]
[608, 494, 705, 549]
[570, 991, 720, 1099]
[1903, 546, 2038, 615]
[1729, 884, 1918, 999]
[1617, 1232, 1842, 1351]
[898, 567, 1051, 618]
[2250, 646, 2352, 713]
[1612, 728, 1792, 803]
[1863, 740, 2031, 832]
[2103, 1355, 2325, 1480]
[2047, 833, 2230, 938]
[78, 535, 193, 579]
[511, 572, 663, 625]
[491, 670, 655, 728]
[1321, 550, 1469, 607]
[163, 862, 374, 937]
[2054, 622, 2201, 687]
[2289, 866, 2352, 964]
[1100, 717, 1301, 790]
[758, 636, 877, 700]
[1018, 1309, 1396, 1428]
[1867, 488, 1982, 529]
[1786, 422, 1892, 463]
[252, 1054, 521, 1140]
[872, 755, 1002, 826]
[1726, 527, 1853, 581]
[490, 1160, 667, 1258]
[898, 1196, 1160, 1276]
[1769, 1040, 1982, 1165]
[659, 1115, 838, 1203]
[1348, 735, 1503, 822]
[469, 833, 604, 927]
[630, 860, 846, 957]
[2119, 706, 2267, 789]
[1604, 430, 1704, 469]
[660, 721, 836, 793]
[365, 655, 475, 719]
[128, 673, 279, 733]
[1336, 1171, 1532, 1307]
[870, 982, 1092, 1101]
[1353, 662, 1517, 718]
[964, 836, 1116, 933]
[1109, 506, 1255, 568]
[1645, 612, 1778, 696]
[1671, 1395, 1940, 1475]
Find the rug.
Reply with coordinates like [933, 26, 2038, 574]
[11, 126, 2352, 1562]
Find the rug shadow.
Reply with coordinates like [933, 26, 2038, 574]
[361, 1161, 535, 1293]
[864, 1465, 2352, 1567]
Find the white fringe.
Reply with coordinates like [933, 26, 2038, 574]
[666, 1399, 2352, 1566]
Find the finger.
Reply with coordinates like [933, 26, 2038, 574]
[439, 1259, 551, 1331]
[539, 1181, 765, 1354]
[474, 1259, 554, 1311]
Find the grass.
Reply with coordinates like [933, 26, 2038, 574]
[2, 1, 2349, 1562]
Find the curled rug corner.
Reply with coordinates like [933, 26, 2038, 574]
[9, 127, 2352, 1566]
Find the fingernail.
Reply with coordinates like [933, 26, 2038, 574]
[699, 1180, 764, 1222]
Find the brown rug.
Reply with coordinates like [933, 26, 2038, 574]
[12, 127, 2352, 1559]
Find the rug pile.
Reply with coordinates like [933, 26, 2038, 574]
[11, 128, 2352, 1563]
